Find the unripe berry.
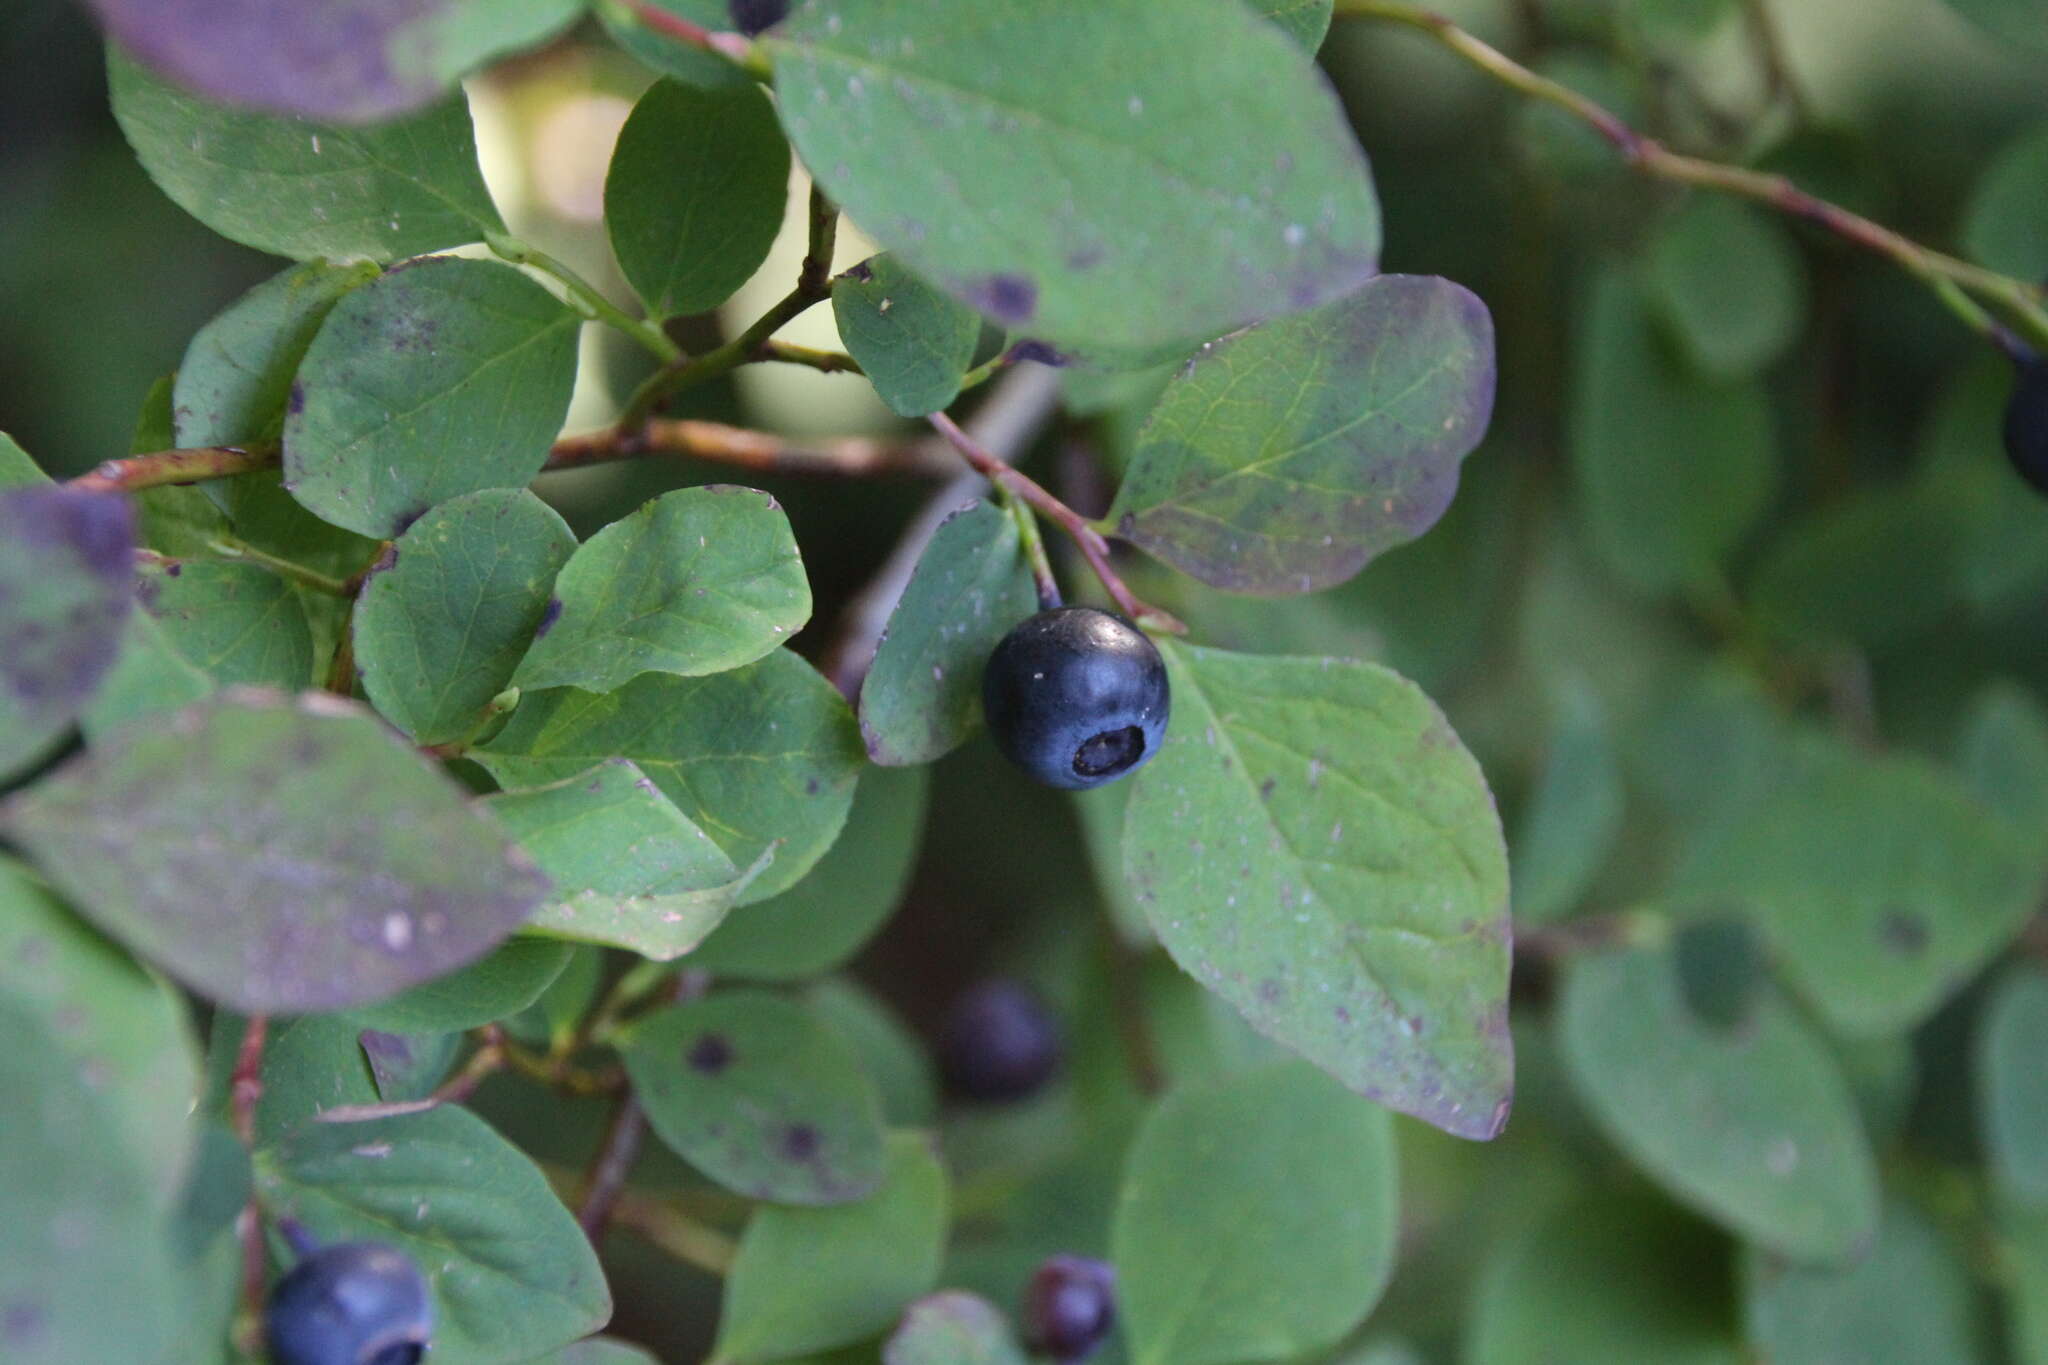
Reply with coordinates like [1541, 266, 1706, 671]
[938, 978, 1062, 1103]
[1022, 1255, 1117, 1362]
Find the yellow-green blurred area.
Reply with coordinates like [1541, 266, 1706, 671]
[9, 0, 2048, 1361]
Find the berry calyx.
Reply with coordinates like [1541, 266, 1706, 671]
[938, 978, 1062, 1103]
[265, 1239, 433, 1365]
[2004, 356, 2048, 496]
[980, 606, 1169, 791]
[1022, 1255, 1117, 1362]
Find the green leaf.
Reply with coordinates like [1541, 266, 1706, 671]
[1743, 1201, 1988, 1365]
[1674, 740, 2046, 1035]
[690, 762, 928, 978]
[1122, 643, 1513, 1140]
[1558, 942, 1879, 1260]
[109, 52, 503, 262]
[255, 1104, 612, 1363]
[360, 1028, 463, 1103]
[885, 1293, 1030, 1365]
[1569, 267, 1776, 594]
[598, 0, 756, 89]
[0, 486, 136, 779]
[805, 978, 938, 1127]
[1979, 966, 2048, 1207]
[354, 488, 577, 744]
[767, 0, 1381, 353]
[2004, 1207, 2048, 1365]
[223, 469, 385, 584]
[1747, 482, 1971, 648]
[514, 486, 810, 694]
[0, 431, 47, 488]
[607, 79, 790, 318]
[1250, 0, 1334, 49]
[80, 609, 218, 742]
[1109, 274, 1495, 595]
[477, 649, 865, 905]
[284, 256, 581, 537]
[175, 259, 382, 448]
[1646, 197, 1806, 379]
[623, 990, 890, 1205]
[1510, 682, 1623, 925]
[2, 689, 549, 1013]
[350, 938, 575, 1033]
[0, 856, 199, 1205]
[90, 0, 583, 122]
[1956, 681, 2048, 842]
[1965, 125, 2048, 279]
[487, 759, 762, 959]
[1468, 1190, 1739, 1365]
[1112, 1061, 1398, 1365]
[832, 254, 984, 417]
[537, 1341, 665, 1365]
[1937, 0, 2048, 55]
[0, 997, 182, 1364]
[252, 1013, 381, 1142]
[715, 1131, 949, 1363]
[859, 502, 1036, 765]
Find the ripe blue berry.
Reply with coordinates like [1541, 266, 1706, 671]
[1023, 1255, 1117, 1362]
[2005, 357, 2048, 496]
[981, 606, 1169, 791]
[265, 1240, 432, 1365]
[938, 979, 1062, 1103]
[727, 0, 789, 36]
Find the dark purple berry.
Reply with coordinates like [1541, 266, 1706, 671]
[981, 606, 1169, 791]
[265, 1240, 432, 1365]
[1023, 1255, 1117, 1362]
[2004, 357, 2048, 496]
[938, 979, 1062, 1103]
[727, 0, 789, 36]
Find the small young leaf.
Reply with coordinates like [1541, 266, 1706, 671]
[1978, 966, 2048, 1207]
[607, 79, 791, 318]
[1112, 1061, 1398, 1365]
[285, 256, 581, 537]
[1646, 196, 1807, 380]
[514, 486, 810, 695]
[1510, 683, 1624, 925]
[354, 488, 577, 744]
[1559, 942, 1880, 1260]
[1250, 0, 1334, 49]
[350, 938, 575, 1034]
[477, 649, 865, 905]
[88, 0, 583, 122]
[1122, 643, 1513, 1140]
[109, 52, 503, 262]
[766, 0, 1380, 352]
[255, 1104, 612, 1360]
[0, 486, 135, 779]
[623, 990, 890, 1205]
[0, 431, 46, 488]
[1109, 274, 1495, 595]
[690, 762, 928, 979]
[885, 1292, 1030, 1365]
[715, 1131, 949, 1363]
[1743, 1202, 1987, 1364]
[0, 856, 200, 1205]
[175, 259, 382, 448]
[485, 758, 759, 960]
[832, 255, 984, 418]
[1570, 267, 1776, 594]
[2, 689, 549, 1013]
[859, 501, 1037, 765]
[360, 1028, 463, 1104]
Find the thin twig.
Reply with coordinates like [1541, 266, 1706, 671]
[610, 1190, 739, 1276]
[1001, 484, 1062, 609]
[757, 339, 862, 374]
[208, 535, 350, 596]
[488, 231, 682, 365]
[71, 443, 279, 494]
[929, 412, 1186, 633]
[230, 1014, 269, 1145]
[545, 418, 951, 478]
[1334, 0, 2048, 348]
[577, 1093, 649, 1242]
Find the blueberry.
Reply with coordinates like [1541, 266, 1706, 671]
[980, 606, 1169, 790]
[2004, 356, 2048, 496]
[265, 1240, 432, 1365]
[727, 0, 789, 36]
[1022, 1255, 1117, 1362]
[938, 979, 1062, 1103]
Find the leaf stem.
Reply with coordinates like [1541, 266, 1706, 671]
[488, 231, 682, 365]
[928, 411, 1187, 633]
[756, 338, 862, 374]
[577, 1092, 649, 1243]
[71, 442, 279, 494]
[1333, 0, 2048, 349]
[609, 1190, 738, 1276]
[1000, 484, 1062, 609]
[207, 535, 351, 597]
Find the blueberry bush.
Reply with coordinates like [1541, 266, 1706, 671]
[2, 0, 2047, 1361]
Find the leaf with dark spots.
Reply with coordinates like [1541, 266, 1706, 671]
[0, 486, 136, 779]
[0, 688, 549, 1013]
[1122, 643, 1513, 1140]
[1109, 275, 1496, 596]
[622, 990, 889, 1205]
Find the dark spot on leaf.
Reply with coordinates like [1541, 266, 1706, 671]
[1257, 978, 1283, 1004]
[969, 274, 1037, 324]
[687, 1033, 733, 1074]
[2, 1302, 46, 1345]
[1334, 1005, 1352, 1024]
[805, 777, 821, 795]
[1006, 339, 1067, 367]
[287, 381, 305, 416]
[1259, 778, 1277, 801]
[781, 1123, 821, 1161]
[1066, 246, 1105, 270]
[533, 597, 564, 640]
[163, 561, 181, 577]
[844, 260, 875, 283]
[1880, 909, 1929, 956]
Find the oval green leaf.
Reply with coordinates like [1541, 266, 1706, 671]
[1509, 682, 1623, 925]
[885, 1292, 1030, 1365]
[832, 254, 985, 418]
[1122, 642, 1513, 1140]
[1978, 966, 2048, 1207]
[1646, 196, 1807, 380]
[350, 938, 575, 1034]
